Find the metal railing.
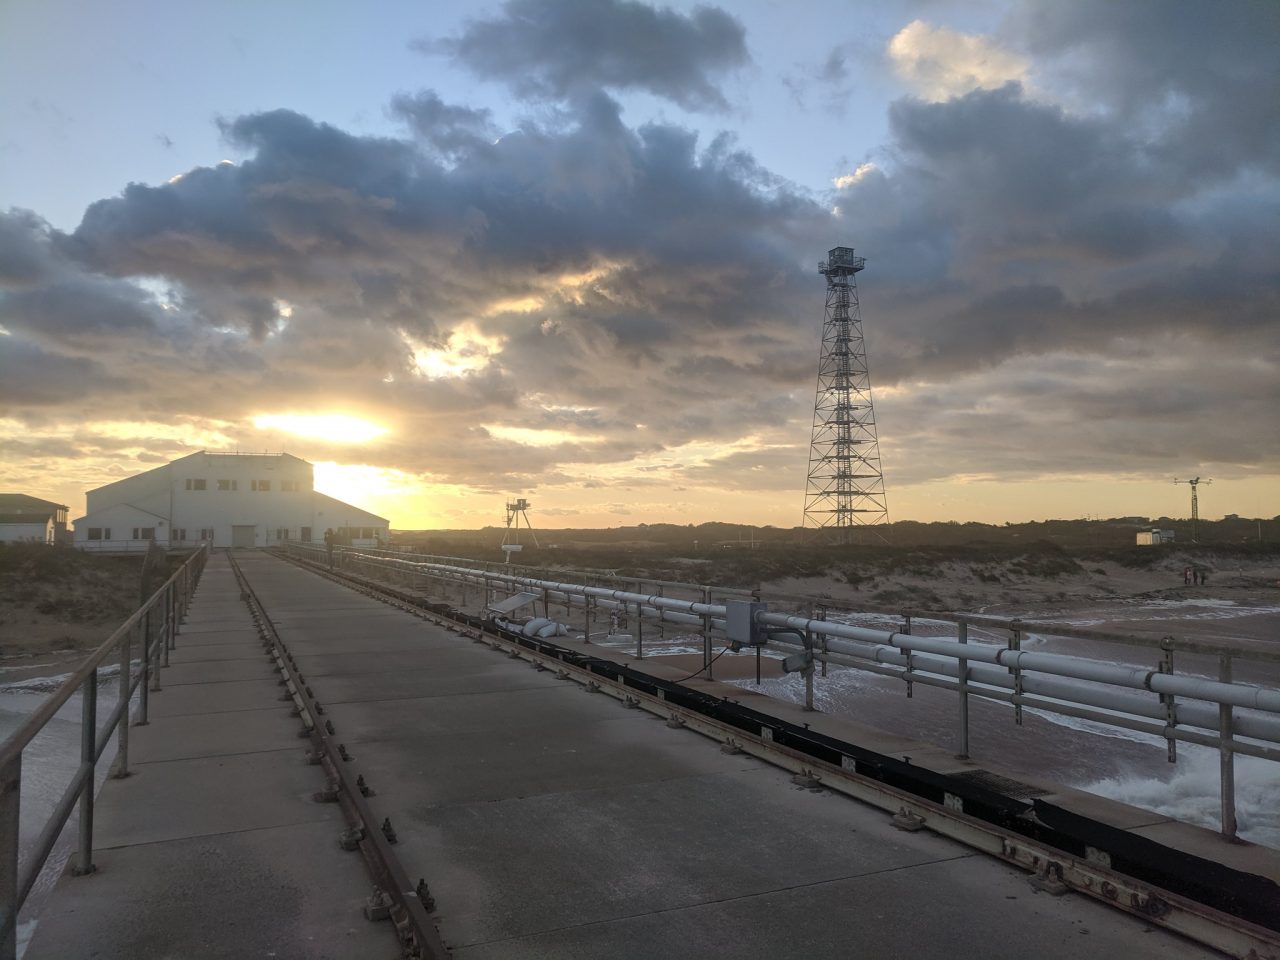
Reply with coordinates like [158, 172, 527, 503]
[284, 541, 1279, 841]
[0, 544, 209, 958]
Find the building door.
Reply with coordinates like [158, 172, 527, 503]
[232, 525, 256, 548]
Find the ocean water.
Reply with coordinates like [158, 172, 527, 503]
[720, 611, 1280, 850]
[582, 605, 1280, 848]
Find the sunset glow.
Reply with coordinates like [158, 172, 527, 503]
[0, 2, 1274, 533]
[406, 326, 505, 380]
[252, 414, 389, 443]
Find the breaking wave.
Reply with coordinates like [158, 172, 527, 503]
[1084, 747, 1280, 849]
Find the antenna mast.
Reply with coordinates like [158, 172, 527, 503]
[802, 246, 888, 543]
[1173, 477, 1212, 542]
[502, 498, 538, 562]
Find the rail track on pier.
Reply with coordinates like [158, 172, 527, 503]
[228, 552, 450, 960]
[260, 547, 1280, 960]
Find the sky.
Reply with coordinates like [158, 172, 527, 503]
[1, 0, 1277, 530]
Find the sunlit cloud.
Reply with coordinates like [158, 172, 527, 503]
[0, 417, 237, 448]
[485, 425, 605, 447]
[252, 413, 389, 443]
[479, 260, 625, 316]
[405, 324, 505, 379]
[832, 163, 877, 189]
[887, 20, 1029, 101]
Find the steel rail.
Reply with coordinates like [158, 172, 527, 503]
[226, 553, 449, 960]
[289, 541, 1280, 842]
[0, 544, 209, 960]
[375, 554, 1280, 753]
[351, 547, 1280, 661]
[323, 546, 1280, 725]
[273, 548, 1280, 960]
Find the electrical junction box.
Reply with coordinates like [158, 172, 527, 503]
[725, 600, 768, 649]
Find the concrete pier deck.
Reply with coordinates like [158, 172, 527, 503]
[25, 552, 1215, 958]
[23, 553, 401, 960]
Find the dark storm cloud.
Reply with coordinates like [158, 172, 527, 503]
[388, 91, 495, 158]
[421, 0, 749, 111]
[0, 337, 125, 406]
[0, 209, 57, 286]
[837, 78, 1280, 389]
[1, 91, 827, 493]
[5, 0, 1278, 507]
[1012, 0, 1280, 180]
[0, 210, 169, 347]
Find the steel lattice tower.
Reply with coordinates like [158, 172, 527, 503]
[802, 246, 888, 542]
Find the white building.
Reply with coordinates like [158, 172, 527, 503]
[1136, 528, 1176, 546]
[0, 494, 69, 544]
[73, 452, 389, 552]
[0, 513, 55, 544]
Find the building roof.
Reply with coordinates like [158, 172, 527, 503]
[0, 494, 68, 516]
[86, 451, 313, 499]
[73, 503, 169, 525]
[315, 492, 389, 525]
[177, 450, 311, 465]
[0, 513, 54, 525]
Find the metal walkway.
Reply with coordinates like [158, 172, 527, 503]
[24, 553, 1219, 958]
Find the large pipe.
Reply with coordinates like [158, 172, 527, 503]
[756, 612, 1280, 716]
[762, 632, 1280, 743]
[320, 548, 1280, 739]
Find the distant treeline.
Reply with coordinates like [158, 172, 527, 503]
[395, 515, 1278, 554]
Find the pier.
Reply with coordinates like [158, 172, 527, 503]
[10, 551, 1280, 958]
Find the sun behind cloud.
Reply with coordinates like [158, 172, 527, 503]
[252, 413, 389, 443]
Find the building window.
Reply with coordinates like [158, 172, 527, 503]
[200, 528, 214, 541]
[88, 528, 103, 540]
[275, 527, 289, 541]
[185, 478, 207, 491]
[281, 480, 300, 492]
[300, 526, 312, 542]
[252, 479, 271, 492]
[132, 527, 156, 540]
[217, 479, 237, 491]
[174, 528, 186, 542]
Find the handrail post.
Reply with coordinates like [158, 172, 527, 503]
[702, 587, 712, 679]
[817, 605, 827, 678]
[150, 594, 163, 693]
[957, 621, 970, 760]
[635, 601, 643, 659]
[74, 671, 97, 876]
[113, 622, 131, 778]
[902, 613, 913, 699]
[0, 754, 20, 960]
[1160, 641, 1177, 763]
[1220, 654, 1237, 839]
[166, 579, 175, 651]
[1009, 622, 1023, 726]
[138, 607, 151, 725]
[804, 623, 815, 712]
